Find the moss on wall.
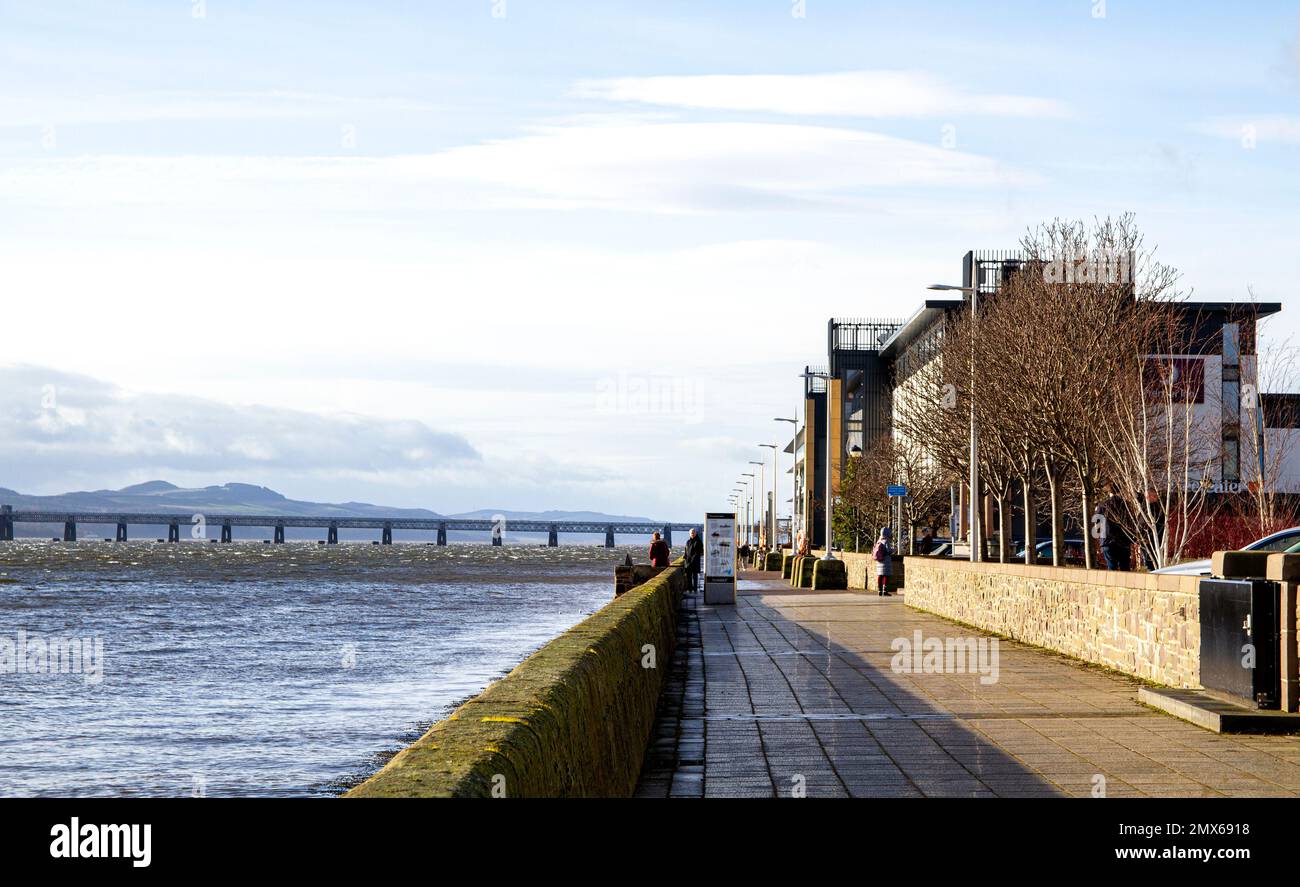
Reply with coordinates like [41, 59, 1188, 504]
[346, 565, 685, 798]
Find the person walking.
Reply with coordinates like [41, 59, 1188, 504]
[1097, 484, 1133, 571]
[916, 526, 935, 555]
[649, 531, 671, 568]
[683, 527, 703, 593]
[872, 526, 894, 596]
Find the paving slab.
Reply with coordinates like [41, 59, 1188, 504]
[634, 571, 1300, 799]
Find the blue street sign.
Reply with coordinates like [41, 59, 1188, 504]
[887, 484, 908, 497]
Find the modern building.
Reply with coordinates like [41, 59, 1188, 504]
[810, 249, 1289, 550]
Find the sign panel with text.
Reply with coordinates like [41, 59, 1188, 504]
[703, 511, 736, 605]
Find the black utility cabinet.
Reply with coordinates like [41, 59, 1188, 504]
[1199, 578, 1280, 709]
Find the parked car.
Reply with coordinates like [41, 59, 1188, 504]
[1014, 538, 1086, 566]
[1151, 526, 1300, 576]
[915, 535, 956, 556]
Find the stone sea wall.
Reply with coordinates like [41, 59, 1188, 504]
[347, 565, 684, 797]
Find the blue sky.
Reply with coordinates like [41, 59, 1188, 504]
[2, 1, 1298, 520]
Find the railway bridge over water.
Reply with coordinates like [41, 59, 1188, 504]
[0, 505, 700, 548]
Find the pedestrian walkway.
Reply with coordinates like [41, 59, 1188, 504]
[635, 571, 1300, 798]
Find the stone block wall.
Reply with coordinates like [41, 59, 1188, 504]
[903, 558, 1202, 688]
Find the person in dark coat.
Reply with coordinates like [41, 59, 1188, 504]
[649, 532, 671, 568]
[683, 528, 703, 593]
[1098, 484, 1133, 571]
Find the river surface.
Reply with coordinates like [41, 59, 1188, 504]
[0, 541, 634, 797]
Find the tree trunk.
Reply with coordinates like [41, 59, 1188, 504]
[1080, 477, 1097, 571]
[1044, 456, 1065, 567]
[997, 496, 1011, 563]
[1021, 475, 1036, 565]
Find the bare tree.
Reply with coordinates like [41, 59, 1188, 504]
[894, 436, 954, 553]
[1016, 216, 1157, 569]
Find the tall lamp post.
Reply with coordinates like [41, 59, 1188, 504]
[748, 460, 765, 547]
[759, 443, 779, 549]
[734, 482, 747, 545]
[928, 282, 980, 564]
[773, 418, 797, 547]
[740, 473, 755, 545]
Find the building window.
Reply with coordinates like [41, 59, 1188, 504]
[1223, 322, 1240, 367]
[1222, 436, 1240, 483]
[1222, 378, 1240, 426]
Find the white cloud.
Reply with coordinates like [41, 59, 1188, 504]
[0, 365, 480, 492]
[0, 90, 441, 128]
[571, 71, 1070, 119]
[1194, 115, 1300, 146]
[0, 120, 1039, 218]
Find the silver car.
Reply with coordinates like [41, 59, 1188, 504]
[1151, 526, 1300, 575]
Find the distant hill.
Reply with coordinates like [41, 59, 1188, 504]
[0, 482, 652, 524]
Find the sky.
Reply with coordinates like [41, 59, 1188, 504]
[2, 0, 1298, 521]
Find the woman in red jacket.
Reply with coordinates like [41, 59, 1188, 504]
[649, 532, 671, 567]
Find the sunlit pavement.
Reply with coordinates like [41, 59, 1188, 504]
[635, 571, 1300, 798]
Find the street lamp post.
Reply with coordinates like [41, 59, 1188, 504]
[735, 483, 747, 545]
[928, 283, 980, 564]
[760, 443, 779, 550]
[731, 489, 743, 547]
[748, 461, 765, 547]
[741, 472, 755, 545]
[773, 418, 797, 548]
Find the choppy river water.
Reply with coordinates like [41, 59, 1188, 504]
[0, 541, 631, 796]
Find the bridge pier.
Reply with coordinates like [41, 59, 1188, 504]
[63, 521, 77, 542]
[274, 524, 285, 544]
[382, 524, 392, 545]
[0, 506, 12, 541]
[548, 524, 558, 547]
[437, 523, 447, 546]
[663, 525, 672, 547]
[220, 523, 233, 543]
[116, 522, 128, 542]
[168, 523, 180, 543]
[491, 525, 503, 546]
[605, 526, 615, 549]
[327, 524, 338, 545]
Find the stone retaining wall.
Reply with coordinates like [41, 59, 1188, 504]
[903, 558, 1201, 688]
[346, 565, 685, 797]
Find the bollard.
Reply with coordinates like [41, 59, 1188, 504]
[811, 558, 848, 590]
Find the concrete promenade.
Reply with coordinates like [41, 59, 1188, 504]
[635, 571, 1300, 798]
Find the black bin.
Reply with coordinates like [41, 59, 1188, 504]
[1198, 578, 1280, 709]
